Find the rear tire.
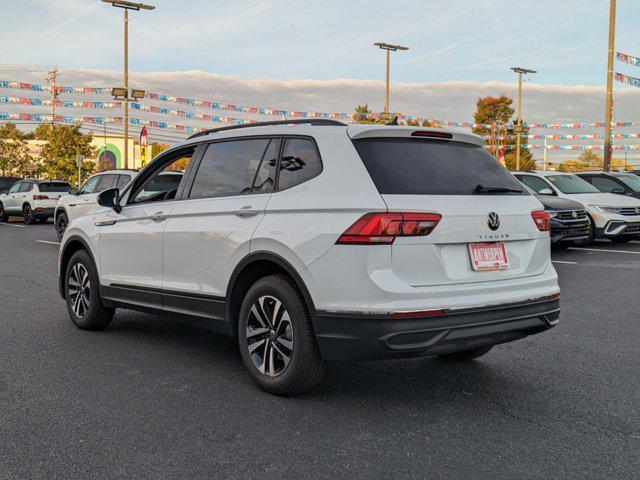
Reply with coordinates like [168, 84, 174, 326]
[0, 203, 8, 222]
[438, 345, 493, 361]
[238, 274, 326, 395]
[23, 204, 35, 225]
[64, 250, 114, 331]
[55, 212, 68, 240]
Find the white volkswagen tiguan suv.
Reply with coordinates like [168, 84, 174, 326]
[58, 120, 560, 395]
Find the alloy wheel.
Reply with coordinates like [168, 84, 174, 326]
[68, 263, 91, 319]
[245, 295, 294, 377]
[56, 215, 67, 238]
[24, 207, 32, 223]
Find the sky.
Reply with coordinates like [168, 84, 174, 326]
[2, 0, 640, 163]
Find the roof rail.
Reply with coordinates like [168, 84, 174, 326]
[187, 119, 348, 139]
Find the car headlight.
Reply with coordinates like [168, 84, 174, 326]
[590, 205, 623, 214]
[548, 211, 558, 219]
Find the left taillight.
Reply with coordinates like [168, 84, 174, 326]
[33, 195, 49, 200]
[336, 212, 441, 245]
[531, 210, 550, 232]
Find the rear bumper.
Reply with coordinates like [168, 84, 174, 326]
[313, 297, 560, 361]
[33, 207, 54, 219]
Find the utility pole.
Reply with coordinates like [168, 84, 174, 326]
[604, 0, 617, 172]
[47, 68, 60, 129]
[543, 137, 548, 170]
[511, 66, 537, 171]
[373, 42, 409, 115]
[102, 1, 156, 169]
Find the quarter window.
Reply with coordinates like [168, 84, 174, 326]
[277, 138, 322, 190]
[189, 138, 273, 199]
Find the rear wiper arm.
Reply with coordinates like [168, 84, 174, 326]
[474, 184, 523, 194]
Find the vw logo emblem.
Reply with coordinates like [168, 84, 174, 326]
[487, 212, 500, 231]
[572, 211, 578, 218]
[636, 207, 640, 215]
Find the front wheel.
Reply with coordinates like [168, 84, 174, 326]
[55, 212, 68, 240]
[23, 204, 35, 225]
[65, 250, 114, 330]
[610, 236, 631, 244]
[238, 274, 326, 395]
[438, 345, 493, 361]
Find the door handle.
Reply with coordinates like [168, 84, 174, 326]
[234, 206, 260, 217]
[150, 211, 168, 222]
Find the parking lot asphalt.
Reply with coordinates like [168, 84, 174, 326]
[1, 219, 639, 479]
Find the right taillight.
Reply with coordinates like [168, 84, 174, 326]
[531, 210, 550, 232]
[336, 212, 441, 245]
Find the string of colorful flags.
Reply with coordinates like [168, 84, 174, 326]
[3, 79, 640, 131]
[615, 52, 640, 88]
[483, 133, 640, 140]
[616, 52, 640, 67]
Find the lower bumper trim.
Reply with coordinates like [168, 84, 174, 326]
[313, 297, 560, 361]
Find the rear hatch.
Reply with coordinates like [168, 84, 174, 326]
[36, 182, 71, 206]
[350, 129, 548, 287]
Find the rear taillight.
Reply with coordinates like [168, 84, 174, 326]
[336, 212, 441, 245]
[531, 210, 550, 232]
[33, 195, 49, 200]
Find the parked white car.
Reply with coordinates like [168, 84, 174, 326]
[0, 179, 71, 224]
[514, 170, 640, 243]
[58, 120, 560, 395]
[54, 170, 137, 240]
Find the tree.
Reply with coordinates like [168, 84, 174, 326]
[472, 94, 535, 170]
[0, 122, 33, 176]
[150, 142, 169, 158]
[578, 150, 603, 168]
[40, 125, 96, 185]
[353, 104, 385, 124]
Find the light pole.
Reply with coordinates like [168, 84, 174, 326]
[102, 0, 155, 169]
[604, 0, 617, 172]
[374, 42, 409, 115]
[511, 66, 537, 171]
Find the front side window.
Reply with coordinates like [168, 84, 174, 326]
[130, 150, 194, 204]
[79, 176, 101, 195]
[517, 175, 554, 194]
[116, 175, 132, 189]
[277, 138, 322, 190]
[546, 175, 601, 194]
[96, 174, 117, 192]
[616, 174, 640, 192]
[591, 176, 625, 193]
[9, 182, 22, 194]
[189, 138, 274, 199]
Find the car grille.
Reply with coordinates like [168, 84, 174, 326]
[623, 223, 640, 233]
[555, 210, 588, 221]
[619, 207, 640, 216]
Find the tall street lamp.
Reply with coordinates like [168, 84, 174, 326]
[603, 0, 617, 172]
[511, 66, 537, 171]
[374, 42, 409, 115]
[102, 0, 155, 169]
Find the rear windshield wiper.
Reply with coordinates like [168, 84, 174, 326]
[474, 184, 523, 194]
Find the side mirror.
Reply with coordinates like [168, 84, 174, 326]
[539, 188, 555, 196]
[97, 188, 122, 213]
[68, 188, 78, 196]
[611, 187, 626, 195]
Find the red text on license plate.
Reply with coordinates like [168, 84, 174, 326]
[469, 242, 509, 271]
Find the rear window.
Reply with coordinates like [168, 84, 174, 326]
[38, 182, 71, 192]
[353, 138, 525, 195]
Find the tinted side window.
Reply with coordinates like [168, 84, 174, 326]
[39, 182, 71, 192]
[79, 176, 101, 195]
[96, 174, 117, 191]
[189, 139, 271, 199]
[130, 151, 193, 205]
[20, 183, 32, 193]
[517, 175, 553, 194]
[116, 175, 132, 189]
[591, 176, 624, 193]
[9, 182, 22, 194]
[277, 138, 322, 191]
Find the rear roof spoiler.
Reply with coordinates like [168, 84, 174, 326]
[347, 125, 483, 147]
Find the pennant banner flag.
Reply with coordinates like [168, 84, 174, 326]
[483, 133, 640, 140]
[615, 72, 640, 88]
[616, 52, 640, 67]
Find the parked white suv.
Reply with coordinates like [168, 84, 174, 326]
[514, 170, 640, 243]
[0, 179, 71, 224]
[54, 170, 137, 240]
[58, 120, 560, 395]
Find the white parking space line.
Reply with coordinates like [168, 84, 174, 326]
[0, 222, 25, 228]
[36, 240, 60, 245]
[568, 247, 640, 255]
[553, 260, 578, 265]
